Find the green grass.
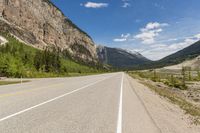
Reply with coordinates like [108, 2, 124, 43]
[0, 80, 29, 85]
[128, 72, 200, 125]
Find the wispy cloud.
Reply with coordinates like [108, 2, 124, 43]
[81, 2, 109, 8]
[154, 3, 165, 10]
[113, 22, 200, 60]
[140, 33, 200, 60]
[134, 22, 169, 44]
[122, 0, 131, 8]
[113, 33, 131, 42]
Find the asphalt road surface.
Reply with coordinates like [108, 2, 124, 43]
[0, 73, 164, 133]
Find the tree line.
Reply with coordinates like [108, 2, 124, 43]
[0, 34, 105, 77]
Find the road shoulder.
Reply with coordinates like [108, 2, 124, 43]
[122, 74, 161, 133]
[127, 74, 200, 133]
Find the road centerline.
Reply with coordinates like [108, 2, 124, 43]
[0, 75, 114, 122]
[116, 73, 124, 133]
[0, 83, 65, 99]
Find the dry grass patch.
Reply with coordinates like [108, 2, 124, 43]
[129, 72, 200, 125]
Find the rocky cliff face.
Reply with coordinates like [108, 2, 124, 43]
[0, 0, 97, 62]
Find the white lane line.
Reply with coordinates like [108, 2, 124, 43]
[117, 73, 124, 133]
[0, 75, 114, 122]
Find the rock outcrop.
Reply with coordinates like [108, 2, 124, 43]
[0, 0, 97, 62]
[0, 35, 8, 45]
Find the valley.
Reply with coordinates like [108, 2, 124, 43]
[0, 0, 200, 133]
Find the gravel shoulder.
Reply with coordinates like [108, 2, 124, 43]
[127, 74, 200, 133]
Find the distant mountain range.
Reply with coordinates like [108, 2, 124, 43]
[145, 40, 200, 69]
[1, 0, 200, 71]
[97, 46, 151, 68]
[97, 40, 200, 70]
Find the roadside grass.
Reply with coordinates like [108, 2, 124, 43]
[67, 72, 104, 77]
[24, 71, 105, 78]
[0, 80, 29, 86]
[130, 70, 189, 90]
[128, 72, 200, 125]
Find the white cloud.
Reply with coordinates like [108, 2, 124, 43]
[122, 0, 131, 8]
[135, 31, 159, 44]
[121, 33, 131, 38]
[134, 22, 169, 44]
[113, 38, 127, 42]
[194, 33, 200, 39]
[141, 33, 200, 60]
[122, 3, 131, 8]
[113, 33, 130, 42]
[150, 44, 167, 48]
[141, 22, 168, 31]
[112, 21, 200, 60]
[81, 2, 108, 8]
[168, 38, 197, 50]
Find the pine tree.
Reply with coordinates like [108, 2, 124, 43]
[170, 75, 175, 87]
[181, 67, 186, 89]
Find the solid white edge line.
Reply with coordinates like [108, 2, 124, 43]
[0, 75, 114, 122]
[117, 72, 124, 133]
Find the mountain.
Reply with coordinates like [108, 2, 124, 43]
[141, 40, 200, 69]
[97, 46, 152, 68]
[0, 0, 97, 63]
[164, 55, 200, 70]
[158, 41, 200, 65]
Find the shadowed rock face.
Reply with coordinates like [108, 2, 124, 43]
[0, 0, 97, 62]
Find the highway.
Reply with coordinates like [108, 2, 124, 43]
[0, 73, 179, 132]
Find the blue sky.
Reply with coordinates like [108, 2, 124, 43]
[51, 0, 200, 60]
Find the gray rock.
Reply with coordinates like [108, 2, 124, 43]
[0, 0, 98, 62]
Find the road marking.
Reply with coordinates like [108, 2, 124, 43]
[0, 74, 114, 99]
[117, 73, 124, 133]
[0, 83, 65, 99]
[0, 75, 114, 122]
